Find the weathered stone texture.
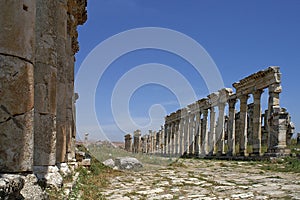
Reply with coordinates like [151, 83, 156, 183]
[34, 64, 57, 114]
[34, 114, 56, 166]
[0, 56, 34, 115]
[0, 109, 34, 172]
[0, 1, 35, 61]
[0, 174, 25, 199]
[0, 56, 34, 172]
[0, 0, 87, 174]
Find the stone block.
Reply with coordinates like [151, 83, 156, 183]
[33, 166, 63, 189]
[0, 174, 25, 199]
[79, 159, 91, 167]
[34, 63, 57, 114]
[0, 55, 34, 115]
[0, 1, 35, 61]
[0, 109, 34, 172]
[56, 124, 67, 163]
[35, 0, 57, 66]
[34, 113, 56, 166]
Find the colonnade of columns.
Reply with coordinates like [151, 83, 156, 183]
[125, 67, 293, 158]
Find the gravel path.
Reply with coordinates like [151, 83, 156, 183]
[100, 159, 300, 200]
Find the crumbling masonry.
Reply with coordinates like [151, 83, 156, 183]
[0, 0, 87, 176]
[127, 67, 295, 158]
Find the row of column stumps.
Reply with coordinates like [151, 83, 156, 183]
[125, 67, 294, 158]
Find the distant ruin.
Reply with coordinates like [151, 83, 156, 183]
[0, 0, 87, 177]
[125, 67, 295, 158]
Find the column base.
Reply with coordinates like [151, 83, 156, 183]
[249, 152, 263, 157]
[236, 152, 249, 157]
[265, 147, 291, 157]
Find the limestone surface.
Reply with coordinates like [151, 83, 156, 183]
[100, 159, 300, 199]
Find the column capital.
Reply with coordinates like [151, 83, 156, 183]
[239, 94, 250, 103]
[202, 109, 209, 116]
[269, 84, 282, 94]
[228, 98, 237, 108]
[253, 89, 264, 99]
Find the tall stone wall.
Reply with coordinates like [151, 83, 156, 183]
[0, 0, 87, 175]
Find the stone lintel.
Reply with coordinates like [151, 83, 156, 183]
[233, 66, 281, 96]
[207, 92, 219, 107]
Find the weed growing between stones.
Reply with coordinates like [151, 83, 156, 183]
[261, 156, 300, 173]
[70, 156, 123, 200]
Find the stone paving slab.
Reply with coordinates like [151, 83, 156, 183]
[100, 159, 300, 199]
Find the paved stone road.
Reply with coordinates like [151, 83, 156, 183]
[100, 159, 300, 200]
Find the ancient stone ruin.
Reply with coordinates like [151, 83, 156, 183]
[0, 0, 87, 198]
[126, 67, 295, 158]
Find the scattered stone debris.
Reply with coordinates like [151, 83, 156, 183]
[0, 173, 48, 200]
[75, 150, 91, 167]
[0, 174, 25, 200]
[103, 157, 143, 170]
[34, 166, 63, 189]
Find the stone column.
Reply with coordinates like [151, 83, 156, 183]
[209, 107, 216, 155]
[238, 94, 249, 156]
[168, 123, 172, 156]
[171, 123, 176, 155]
[133, 130, 141, 153]
[160, 126, 164, 155]
[194, 111, 201, 156]
[164, 124, 168, 155]
[201, 109, 209, 156]
[216, 103, 226, 155]
[267, 84, 281, 151]
[179, 117, 185, 156]
[188, 113, 195, 155]
[252, 90, 263, 155]
[0, 0, 35, 172]
[34, 0, 57, 169]
[55, 0, 68, 163]
[174, 121, 179, 155]
[183, 114, 190, 155]
[165, 123, 170, 156]
[124, 134, 132, 152]
[148, 130, 153, 153]
[227, 99, 236, 156]
[153, 131, 157, 153]
[267, 84, 289, 154]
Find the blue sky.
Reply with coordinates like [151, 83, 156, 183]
[75, 0, 300, 142]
